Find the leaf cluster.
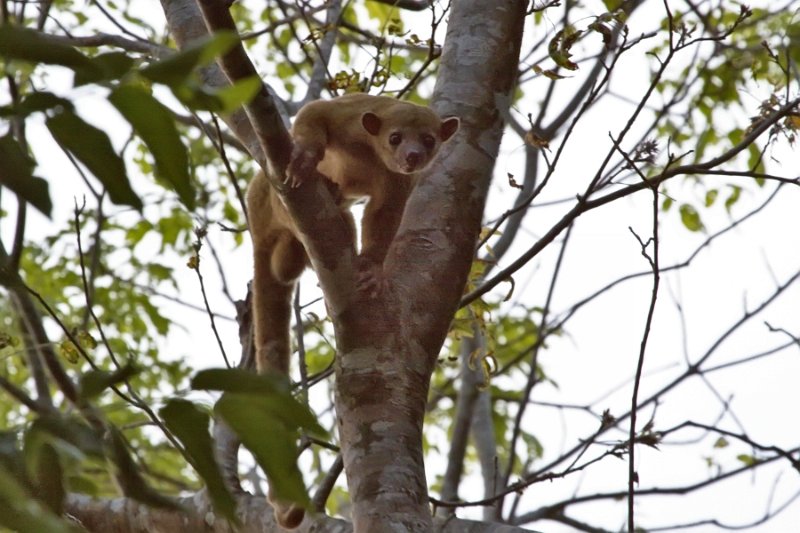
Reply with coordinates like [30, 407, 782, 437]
[0, 27, 260, 216]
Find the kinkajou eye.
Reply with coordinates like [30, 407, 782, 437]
[389, 132, 403, 146]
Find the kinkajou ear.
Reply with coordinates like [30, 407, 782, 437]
[362, 112, 382, 135]
[440, 116, 460, 142]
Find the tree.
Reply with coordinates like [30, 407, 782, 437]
[0, 0, 798, 532]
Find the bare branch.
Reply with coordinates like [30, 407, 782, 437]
[514, 445, 800, 525]
[462, 96, 800, 307]
[613, 139, 662, 533]
[311, 454, 344, 512]
[42, 31, 167, 56]
[300, 0, 343, 105]
[438, 327, 485, 511]
[189, 227, 231, 368]
[10, 287, 79, 404]
[0, 373, 48, 413]
[66, 491, 542, 532]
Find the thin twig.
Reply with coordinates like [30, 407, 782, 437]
[612, 136, 661, 533]
[190, 228, 231, 368]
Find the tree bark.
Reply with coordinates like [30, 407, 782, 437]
[66, 493, 539, 533]
[331, 1, 527, 531]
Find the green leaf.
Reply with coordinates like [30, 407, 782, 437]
[0, 135, 51, 217]
[194, 368, 328, 508]
[171, 84, 225, 112]
[0, 92, 72, 119]
[79, 364, 139, 401]
[548, 28, 582, 71]
[747, 144, 765, 180]
[74, 52, 136, 86]
[46, 110, 142, 211]
[193, 369, 325, 436]
[140, 31, 239, 87]
[365, 2, 394, 23]
[679, 203, 704, 232]
[58, 339, 80, 364]
[694, 128, 717, 162]
[29, 443, 64, 514]
[126, 219, 154, 246]
[214, 75, 261, 113]
[737, 453, 758, 467]
[0, 465, 82, 533]
[727, 127, 744, 146]
[704, 189, 718, 207]
[160, 399, 237, 523]
[0, 462, 28, 502]
[713, 436, 729, 448]
[104, 428, 181, 509]
[0, 26, 96, 74]
[66, 474, 99, 496]
[166, 76, 259, 113]
[215, 393, 309, 506]
[724, 185, 741, 213]
[192, 367, 289, 394]
[108, 85, 195, 210]
[30, 416, 104, 459]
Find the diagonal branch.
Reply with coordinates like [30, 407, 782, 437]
[438, 328, 484, 510]
[65, 491, 542, 532]
[161, 0, 357, 315]
[461, 96, 800, 307]
[299, 0, 342, 105]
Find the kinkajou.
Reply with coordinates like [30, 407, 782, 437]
[247, 92, 459, 528]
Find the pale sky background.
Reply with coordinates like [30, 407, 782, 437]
[2, 1, 799, 531]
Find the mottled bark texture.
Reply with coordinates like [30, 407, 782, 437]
[331, 2, 527, 531]
[66, 493, 538, 533]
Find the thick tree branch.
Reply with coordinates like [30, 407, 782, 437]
[319, 2, 528, 531]
[193, 0, 292, 172]
[65, 492, 541, 532]
[43, 31, 167, 56]
[392, 0, 527, 355]
[66, 492, 345, 533]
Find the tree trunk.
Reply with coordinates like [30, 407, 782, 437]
[331, 1, 527, 531]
